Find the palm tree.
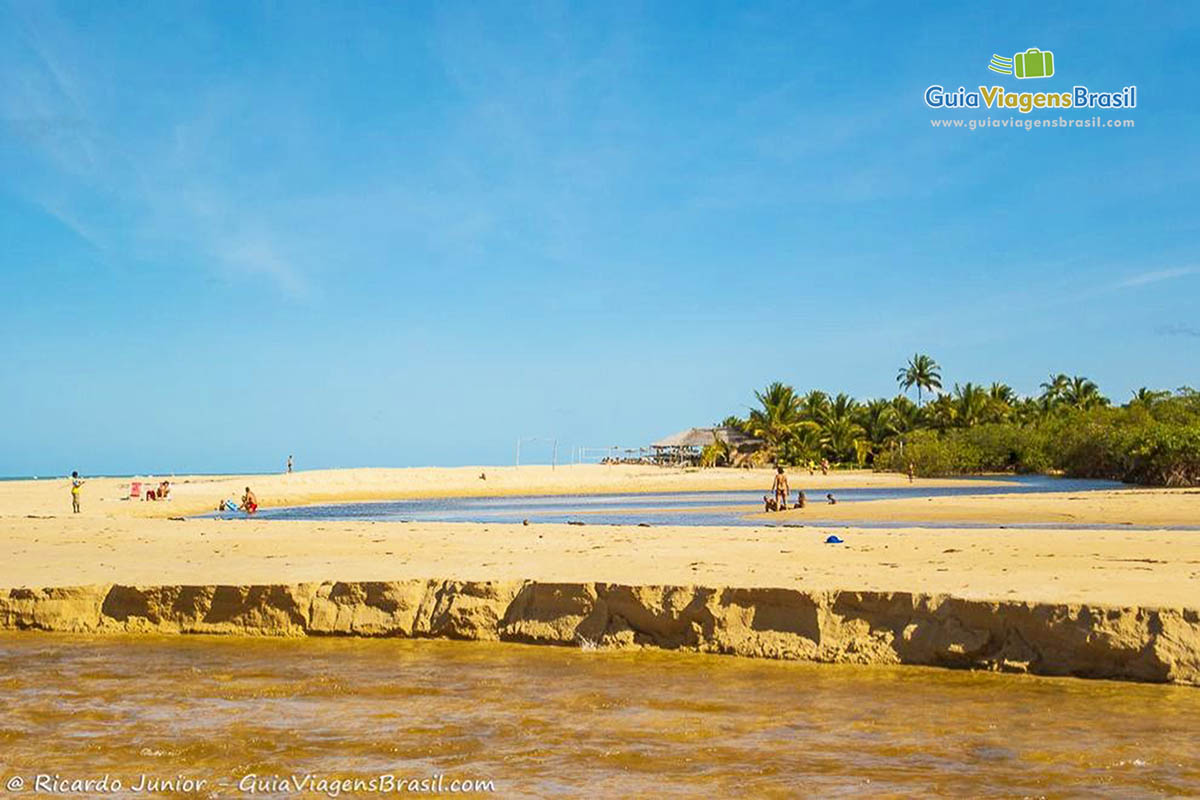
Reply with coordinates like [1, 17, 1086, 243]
[745, 382, 805, 457]
[780, 425, 823, 466]
[1129, 387, 1169, 409]
[953, 383, 991, 427]
[1010, 396, 1043, 425]
[890, 395, 921, 434]
[821, 416, 866, 463]
[718, 415, 749, 432]
[925, 393, 957, 430]
[816, 393, 864, 463]
[1039, 373, 1071, 408]
[799, 390, 831, 423]
[1062, 376, 1108, 410]
[897, 354, 942, 405]
[986, 382, 1016, 423]
[857, 398, 900, 447]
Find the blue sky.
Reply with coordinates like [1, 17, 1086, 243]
[1, 1, 1197, 475]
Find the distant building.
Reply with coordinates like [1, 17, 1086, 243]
[649, 426, 763, 466]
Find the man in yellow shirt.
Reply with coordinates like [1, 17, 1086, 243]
[70, 471, 84, 513]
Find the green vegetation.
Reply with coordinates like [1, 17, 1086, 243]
[718, 355, 1200, 486]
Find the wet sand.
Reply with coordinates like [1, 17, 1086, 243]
[759, 486, 1200, 528]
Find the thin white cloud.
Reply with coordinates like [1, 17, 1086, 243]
[1114, 266, 1198, 288]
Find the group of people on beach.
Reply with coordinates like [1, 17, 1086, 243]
[143, 480, 171, 501]
[217, 487, 258, 514]
[763, 466, 837, 512]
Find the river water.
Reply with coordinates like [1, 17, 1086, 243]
[206, 476, 1148, 529]
[2, 633, 1197, 798]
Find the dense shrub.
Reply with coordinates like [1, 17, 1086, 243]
[876, 400, 1200, 486]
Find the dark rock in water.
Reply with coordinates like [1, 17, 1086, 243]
[637, 523, 651, 527]
[522, 519, 529, 526]
[567, 520, 585, 526]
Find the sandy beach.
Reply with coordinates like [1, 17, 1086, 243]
[758, 486, 1200, 528]
[3, 466, 1199, 683]
[0, 464, 1002, 519]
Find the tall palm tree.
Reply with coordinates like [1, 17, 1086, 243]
[897, 354, 942, 406]
[745, 382, 804, 457]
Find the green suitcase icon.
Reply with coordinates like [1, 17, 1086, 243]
[1014, 47, 1054, 79]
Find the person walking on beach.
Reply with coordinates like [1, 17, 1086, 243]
[286, 455, 293, 474]
[70, 471, 84, 513]
[771, 466, 789, 512]
[240, 487, 259, 514]
[907, 461, 915, 483]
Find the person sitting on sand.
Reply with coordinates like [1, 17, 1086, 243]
[826, 493, 837, 504]
[762, 494, 778, 513]
[240, 487, 259, 514]
[795, 490, 806, 509]
[158, 480, 170, 500]
[70, 471, 84, 514]
[771, 466, 789, 512]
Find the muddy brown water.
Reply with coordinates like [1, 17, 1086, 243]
[1, 633, 1198, 798]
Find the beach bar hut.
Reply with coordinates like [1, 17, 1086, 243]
[649, 427, 762, 466]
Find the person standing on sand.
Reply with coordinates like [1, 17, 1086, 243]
[70, 471, 84, 513]
[240, 487, 259, 514]
[286, 455, 293, 474]
[771, 466, 789, 512]
[907, 462, 915, 483]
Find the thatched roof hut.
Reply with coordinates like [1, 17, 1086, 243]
[649, 427, 762, 464]
[651, 427, 758, 449]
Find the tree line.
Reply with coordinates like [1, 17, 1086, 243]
[710, 354, 1200, 486]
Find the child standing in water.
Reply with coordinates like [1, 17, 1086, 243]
[70, 471, 84, 513]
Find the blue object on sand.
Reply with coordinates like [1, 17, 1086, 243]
[825, 534, 844, 544]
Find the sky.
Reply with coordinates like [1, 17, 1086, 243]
[0, 1, 1197, 475]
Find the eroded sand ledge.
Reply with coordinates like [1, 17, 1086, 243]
[3, 580, 1198, 685]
